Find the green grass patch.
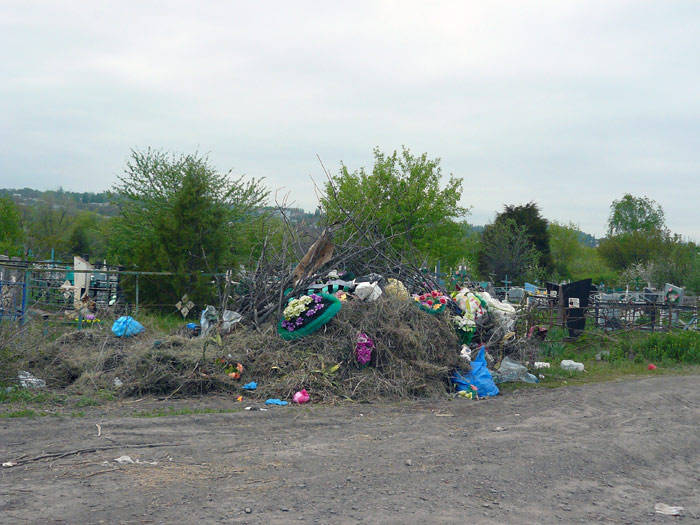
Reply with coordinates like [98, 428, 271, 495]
[74, 396, 100, 407]
[498, 359, 700, 392]
[0, 408, 41, 418]
[132, 406, 242, 418]
[0, 387, 66, 406]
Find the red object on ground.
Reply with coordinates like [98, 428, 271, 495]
[293, 389, 310, 404]
[648, 364, 657, 371]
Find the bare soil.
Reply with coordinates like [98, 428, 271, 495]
[1, 375, 699, 524]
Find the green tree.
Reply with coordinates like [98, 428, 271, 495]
[320, 147, 469, 267]
[25, 202, 75, 259]
[109, 149, 268, 305]
[548, 221, 582, 279]
[495, 202, 553, 272]
[607, 194, 665, 236]
[68, 211, 110, 260]
[477, 218, 541, 284]
[0, 196, 24, 256]
[597, 229, 666, 271]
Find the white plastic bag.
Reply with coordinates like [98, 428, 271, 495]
[561, 359, 585, 372]
[493, 357, 539, 384]
[354, 282, 382, 302]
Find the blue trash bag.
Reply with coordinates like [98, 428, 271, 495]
[265, 399, 288, 406]
[451, 346, 499, 397]
[111, 316, 145, 337]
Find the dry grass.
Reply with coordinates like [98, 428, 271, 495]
[10, 296, 464, 402]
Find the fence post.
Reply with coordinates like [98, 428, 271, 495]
[135, 274, 139, 317]
[21, 269, 29, 326]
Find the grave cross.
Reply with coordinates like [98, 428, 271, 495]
[502, 275, 511, 296]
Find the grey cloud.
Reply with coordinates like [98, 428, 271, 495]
[0, 0, 698, 239]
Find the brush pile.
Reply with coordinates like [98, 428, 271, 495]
[20, 295, 461, 402]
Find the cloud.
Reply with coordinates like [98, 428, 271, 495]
[1, 0, 698, 238]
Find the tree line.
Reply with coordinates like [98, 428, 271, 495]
[1, 147, 698, 306]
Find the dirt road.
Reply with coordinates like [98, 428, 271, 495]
[1, 375, 698, 524]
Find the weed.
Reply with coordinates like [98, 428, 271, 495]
[0, 387, 65, 406]
[0, 409, 39, 418]
[74, 396, 100, 407]
[133, 407, 241, 418]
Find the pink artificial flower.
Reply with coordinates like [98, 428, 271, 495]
[648, 364, 657, 371]
[425, 299, 433, 306]
[439, 297, 447, 304]
[293, 389, 310, 404]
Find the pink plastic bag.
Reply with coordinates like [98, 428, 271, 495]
[293, 389, 310, 404]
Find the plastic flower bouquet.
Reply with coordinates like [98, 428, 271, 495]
[452, 289, 487, 344]
[278, 292, 342, 340]
[355, 332, 374, 366]
[413, 290, 449, 314]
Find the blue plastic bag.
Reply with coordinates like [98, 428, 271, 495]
[111, 316, 145, 337]
[242, 382, 257, 390]
[265, 399, 288, 406]
[451, 346, 499, 397]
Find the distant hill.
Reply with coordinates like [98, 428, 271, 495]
[464, 223, 598, 247]
[1, 188, 322, 223]
[1, 188, 119, 216]
[576, 230, 598, 247]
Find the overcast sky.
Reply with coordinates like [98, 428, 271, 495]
[1, 1, 698, 238]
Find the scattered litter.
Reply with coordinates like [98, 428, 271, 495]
[451, 346, 500, 398]
[242, 381, 257, 390]
[533, 362, 550, 369]
[385, 278, 409, 299]
[405, 459, 412, 466]
[2, 461, 17, 468]
[114, 455, 157, 465]
[111, 316, 145, 337]
[493, 426, 506, 432]
[293, 389, 310, 404]
[493, 357, 539, 384]
[113, 377, 123, 388]
[459, 346, 472, 362]
[245, 406, 267, 411]
[185, 322, 201, 337]
[18, 371, 46, 388]
[236, 396, 243, 402]
[648, 364, 657, 371]
[561, 359, 585, 372]
[265, 399, 288, 406]
[222, 310, 243, 332]
[654, 503, 683, 516]
[199, 305, 218, 337]
[354, 281, 382, 302]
